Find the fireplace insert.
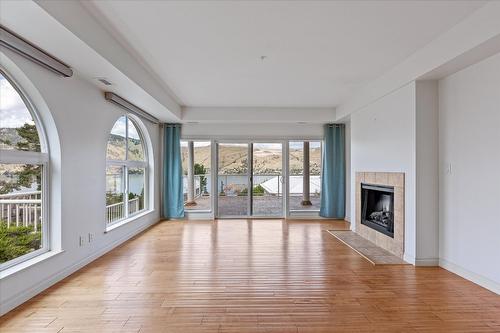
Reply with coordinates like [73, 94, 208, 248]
[361, 183, 394, 238]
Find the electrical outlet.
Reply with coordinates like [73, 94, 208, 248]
[88, 233, 94, 243]
[79, 236, 84, 247]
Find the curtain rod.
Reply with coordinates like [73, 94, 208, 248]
[104, 92, 159, 124]
[0, 25, 73, 77]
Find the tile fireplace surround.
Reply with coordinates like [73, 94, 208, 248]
[355, 172, 405, 258]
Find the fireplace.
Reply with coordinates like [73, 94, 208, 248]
[361, 183, 394, 238]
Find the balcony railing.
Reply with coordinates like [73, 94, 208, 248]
[0, 191, 42, 231]
[106, 197, 141, 224]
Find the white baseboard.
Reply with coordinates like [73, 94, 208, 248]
[439, 258, 500, 295]
[0, 219, 160, 316]
[415, 258, 439, 266]
[403, 253, 415, 265]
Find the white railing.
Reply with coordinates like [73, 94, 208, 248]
[128, 197, 140, 215]
[106, 197, 141, 224]
[106, 201, 124, 224]
[183, 174, 206, 199]
[0, 191, 42, 231]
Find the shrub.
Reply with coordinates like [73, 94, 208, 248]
[0, 222, 42, 264]
[239, 185, 266, 196]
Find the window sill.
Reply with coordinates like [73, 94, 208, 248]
[0, 250, 65, 280]
[105, 209, 155, 233]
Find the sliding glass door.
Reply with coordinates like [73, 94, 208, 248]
[217, 143, 249, 217]
[207, 139, 322, 218]
[288, 141, 322, 212]
[216, 142, 284, 217]
[252, 143, 283, 217]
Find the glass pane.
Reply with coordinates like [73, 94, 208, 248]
[309, 141, 321, 210]
[289, 141, 304, 210]
[0, 73, 41, 152]
[182, 141, 211, 211]
[0, 163, 43, 264]
[194, 141, 211, 210]
[127, 118, 145, 161]
[106, 165, 124, 223]
[253, 143, 282, 216]
[181, 141, 188, 177]
[218, 143, 248, 216]
[218, 143, 248, 175]
[128, 168, 145, 215]
[106, 116, 126, 160]
[289, 141, 321, 211]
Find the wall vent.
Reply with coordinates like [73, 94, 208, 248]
[97, 78, 112, 86]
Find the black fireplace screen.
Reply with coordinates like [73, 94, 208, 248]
[361, 183, 394, 238]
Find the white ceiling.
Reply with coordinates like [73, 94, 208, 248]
[86, 1, 484, 108]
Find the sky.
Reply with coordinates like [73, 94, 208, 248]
[109, 115, 141, 140]
[0, 74, 35, 128]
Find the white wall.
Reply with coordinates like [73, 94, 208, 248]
[0, 49, 161, 314]
[439, 52, 500, 293]
[182, 122, 324, 140]
[350, 82, 417, 263]
[415, 81, 439, 265]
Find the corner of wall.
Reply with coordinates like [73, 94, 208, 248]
[415, 80, 439, 262]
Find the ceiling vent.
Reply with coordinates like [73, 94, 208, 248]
[96, 77, 112, 86]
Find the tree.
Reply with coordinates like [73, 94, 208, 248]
[0, 124, 41, 195]
[16, 123, 41, 152]
[194, 163, 208, 194]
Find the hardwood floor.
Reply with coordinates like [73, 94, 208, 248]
[1, 219, 499, 332]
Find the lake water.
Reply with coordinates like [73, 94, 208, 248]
[107, 173, 144, 195]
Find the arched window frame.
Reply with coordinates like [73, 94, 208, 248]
[0, 68, 50, 271]
[105, 115, 149, 229]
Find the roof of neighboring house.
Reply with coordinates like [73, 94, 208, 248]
[260, 176, 320, 195]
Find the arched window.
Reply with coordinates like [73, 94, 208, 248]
[0, 70, 49, 269]
[105, 115, 148, 227]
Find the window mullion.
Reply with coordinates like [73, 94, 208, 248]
[124, 165, 129, 218]
[125, 116, 129, 162]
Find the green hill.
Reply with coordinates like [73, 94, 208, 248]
[181, 145, 321, 175]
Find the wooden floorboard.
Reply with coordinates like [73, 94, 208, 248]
[1, 219, 499, 332]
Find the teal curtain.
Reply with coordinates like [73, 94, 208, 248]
[162, 124, 184, 218]
[320, 124, 346, 218]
